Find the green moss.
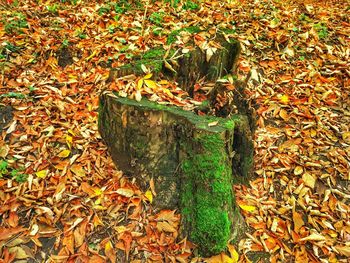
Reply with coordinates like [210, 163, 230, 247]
[166, 26, 201, 44]
[113, 96, 235, 133]
[143, 47, 166, 59]
[181, 133, 234, 256]
[224, 120, 235, 130]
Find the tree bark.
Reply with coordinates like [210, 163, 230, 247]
[100, 33, 254, 256]
[99, 92, 253, 256]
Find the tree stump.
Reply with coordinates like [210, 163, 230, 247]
[99, 33, 255, 256]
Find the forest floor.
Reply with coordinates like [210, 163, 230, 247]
[0, 0, 349, 262]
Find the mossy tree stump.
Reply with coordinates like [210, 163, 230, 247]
[99, 33, 254, 256]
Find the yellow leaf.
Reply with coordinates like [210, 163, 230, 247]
[342, 132, 350, 143]
[93, 214, 104, 227]
[299, 232, 326, 242]
[294, 166, 304, 176]
[70, 165, 85, 177]
[279, 95, 289, 104]
[94, 188, 103, 196]
[143, 73, 153, 79]
[221, 254, 234, 263]
[335, 245, 350, 257]
[228, 244, 239, 262]
[163, 88, 174, 98]
[159, 80, 169, 85]
[105, 240, 116, 263]
[238, 204, 256, 212]
[8, 246, 29, 259]
[144, 79, 158, 89]
[302, 173, 315, 189]
[86, 50, 97, 61]
[57, 149, 71, 158]
[164, 60, 177, 73]
[36, 169, 48, 179]
[116, 188, 134, 197]
[145, 190, 153, 203]
[205, 254, 223, 263]
[68, 129, 76, 136]
[65, 135, 73, 148]
[93, 205, 107, 210]
[137, 78, 143, 90]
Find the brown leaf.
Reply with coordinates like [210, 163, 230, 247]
[156, 221, 177, 233]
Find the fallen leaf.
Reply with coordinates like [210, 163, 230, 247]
[35, 169, 48, 179]
[279, 95, 289, 104]
[116, 188, 134, 197]
[238, 204, 256, 212]
[0, 227, 24, 241]
[335, 245, 350, 257]
[0, 144, 9, 158]
[105, 240, 116, 263]
[145, 190, 153, 203]
[144, 79, 158, 89]
[294, 166, 304, 176]
[8, 246, 29, 259]
[57, 149, 71, 158]
[293, 211, 304, 233]
[302, 173, 316, 189]
[299, 232, 326, 242]
[228, 244, 239, 262]
[156, 221, 177, 233]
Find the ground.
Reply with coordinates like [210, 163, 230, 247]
[0, 0, 349, 262]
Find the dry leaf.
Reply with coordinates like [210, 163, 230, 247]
[156, 221, 177, 233]
[145, 190, 153, 203]
[238, 204, 256, 212]
[0, 144, 9, 158]
[8, 246, 29, 259]
[116, 188, 134, 197]
[294, 166, 304, 176]
[293, 211, 304, 233]
[144, 79, 158, 89]
[228, 244, 239, 262]
[334, 245, 350, 257]
[105, 240, 116, 263]
[299, 233, 326, 242]
[58, 149, 71, 158]
[302, 173, 316, 189]
[35, 169, 48, 179]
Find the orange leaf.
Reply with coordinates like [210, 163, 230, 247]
[293, 211, 304, 233]
[0, 227, 24, 241]
[120, 232, 132, 260]
[8, 211, 19, 228]
[62, 232, 74, 255]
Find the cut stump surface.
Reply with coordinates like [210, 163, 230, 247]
[99, 93, 253, 256]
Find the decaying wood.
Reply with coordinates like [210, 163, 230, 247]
[99, 33, 255, 256]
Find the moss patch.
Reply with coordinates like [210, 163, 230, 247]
[181, 133, 234, 256]
[166, 26, 201, 44]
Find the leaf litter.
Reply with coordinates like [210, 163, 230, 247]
[0, 0, 349, 262]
